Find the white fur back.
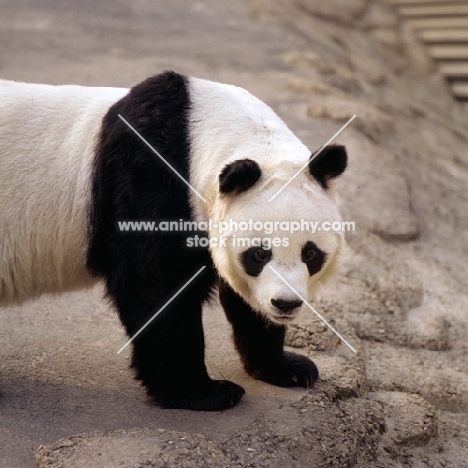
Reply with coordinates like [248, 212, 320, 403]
[0, 80, 128, 304]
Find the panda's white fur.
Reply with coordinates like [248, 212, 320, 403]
[0, 73, 347, 410]
[188, 77, 344, 324]
[0, 80, 127, 304]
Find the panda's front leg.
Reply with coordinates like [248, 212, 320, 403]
[219, 279, 318, 388]
[108, 269, 245, 411]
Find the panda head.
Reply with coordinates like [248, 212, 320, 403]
[211, 144, 348, 325]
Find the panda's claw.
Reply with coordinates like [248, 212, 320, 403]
[249, 351, 319, 389]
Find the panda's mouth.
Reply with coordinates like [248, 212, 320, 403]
[272, 314, 297, 323]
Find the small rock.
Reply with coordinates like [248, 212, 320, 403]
[285, 313, 340, 351]
[369, 391, 438, 446]
[313, 353, 367, 399]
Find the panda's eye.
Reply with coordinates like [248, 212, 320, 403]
[304, 248, 317, 262]
[254, 248, 270, 263]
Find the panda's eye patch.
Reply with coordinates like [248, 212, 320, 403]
[301, 241, 326, 276]
[241, 247, 272, 277]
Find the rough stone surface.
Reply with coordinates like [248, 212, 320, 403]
[353, 306, 451, 351]
[35, 391, 387, 468]
[0, 0, 467, 467]
[307, 97, 395, 143]
[369, 391, 438, 447]
[366, 343, 468, 412]
[286, 314, 340, 352]
[36, 429, 234, 468]
[294, 0, 368, 26]
[313, 353, 367, 400]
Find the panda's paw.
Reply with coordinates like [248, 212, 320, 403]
[252, 351, 319, 388]
[156, 380, 245, 411]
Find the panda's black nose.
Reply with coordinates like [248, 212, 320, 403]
[271, 298, 303, 314]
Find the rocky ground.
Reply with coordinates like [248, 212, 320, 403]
[1, 0, 467, 467]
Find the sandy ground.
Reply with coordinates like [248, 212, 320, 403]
[1, 0, 467, 467]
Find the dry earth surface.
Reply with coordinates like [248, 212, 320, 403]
[0, 0, 467, 467]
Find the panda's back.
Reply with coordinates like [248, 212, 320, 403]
[0, 81, 128, 304]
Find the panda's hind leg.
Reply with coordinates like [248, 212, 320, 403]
[219, 280, 318, 388]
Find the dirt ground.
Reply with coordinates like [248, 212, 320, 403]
[1, 0, 467, 467]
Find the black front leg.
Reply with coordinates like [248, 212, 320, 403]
[108, 266, 244, 411]
[219, 279, 318, 388]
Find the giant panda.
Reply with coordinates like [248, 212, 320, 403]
[0, 71, 347, 411]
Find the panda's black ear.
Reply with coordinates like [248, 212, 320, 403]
[219, 159, 261, 195]
[309, 144, 347, 189]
